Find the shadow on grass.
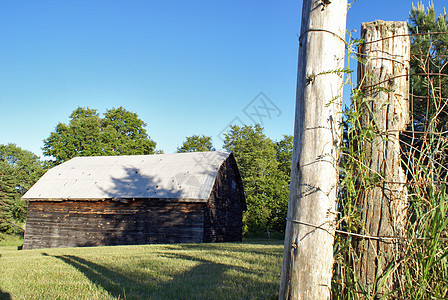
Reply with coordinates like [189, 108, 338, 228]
[0, 289, 11, 300]
[42, 248, 279, 299]
[42, 253, 136, 298]
[171, 242, 283, 258]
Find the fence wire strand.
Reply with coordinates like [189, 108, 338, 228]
[334, 29, 448, 299]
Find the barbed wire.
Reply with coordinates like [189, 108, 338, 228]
[334, 23, 448, 298]
[286, 218, 448, 242]
[360, 73, 448, 90]
[360, 31, 448, 46]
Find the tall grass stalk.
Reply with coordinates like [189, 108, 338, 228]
[333, 33, 448, 299]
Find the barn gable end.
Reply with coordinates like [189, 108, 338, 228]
[204, 154, 246, 242]
[22, 151, 245, 250]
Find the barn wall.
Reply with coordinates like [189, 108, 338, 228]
[23, 200, 204, 250]
[203, 156, 245, 242]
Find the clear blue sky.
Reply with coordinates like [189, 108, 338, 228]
[0, 0, 446, 158]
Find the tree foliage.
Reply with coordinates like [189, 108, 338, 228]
[223, 124, 290, 233]
[177, 135, 215, 153]
[0, 144, 46, 233]
[275, 135, 293, 180]
[42, 107, 157, 164]
[408, 2, 448, 129]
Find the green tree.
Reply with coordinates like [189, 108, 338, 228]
[0, 144, 46, 233]
[275, 135, 293, 180]
[43, 106, 157, 164]
[177, 135, 215, 153]
[408, 2, 448, 130]
[223, 124, 289, 233]
[0, 172, 16, 233]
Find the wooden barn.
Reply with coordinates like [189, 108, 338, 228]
[22, 151, 246, 250]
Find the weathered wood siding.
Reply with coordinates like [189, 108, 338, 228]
[203, 155, 245, 242]
[23, 200, 204, 250]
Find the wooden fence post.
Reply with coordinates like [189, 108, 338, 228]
[279, 0, 347, 299]
[356, 20, 410, 294]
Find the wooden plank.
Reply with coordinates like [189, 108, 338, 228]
[23, 199, 205, 249]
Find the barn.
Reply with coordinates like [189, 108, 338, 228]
[22, 151, 246, 250]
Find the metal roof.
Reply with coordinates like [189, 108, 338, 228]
[22, 151, 232, 202]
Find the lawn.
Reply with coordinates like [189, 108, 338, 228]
[0, 239, 283, 300]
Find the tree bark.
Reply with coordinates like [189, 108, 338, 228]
[279, 0, 347, 299]
[356, 20, 410, 295]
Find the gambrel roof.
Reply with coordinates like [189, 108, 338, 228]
[22, 151, 233, 202]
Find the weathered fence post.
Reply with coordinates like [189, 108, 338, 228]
[356, 20, 410, 294]
[279, 0, 347, 299]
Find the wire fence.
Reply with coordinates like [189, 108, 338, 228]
[333, 30, 448, 299]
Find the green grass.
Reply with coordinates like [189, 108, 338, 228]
[0, 239, 283, 300]
[0, 234, 23, 248]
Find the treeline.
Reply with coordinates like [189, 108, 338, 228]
[0, 106, 292, 236]
[0, 144, 47, 234]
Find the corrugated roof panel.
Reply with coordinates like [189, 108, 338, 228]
[22, 151, 231, 202]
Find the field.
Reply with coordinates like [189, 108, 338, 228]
[0, 239, 283, 300]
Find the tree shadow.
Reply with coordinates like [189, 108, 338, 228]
[99, 165, 209, 200]
[42, 253, 134, 298]
[0, 289, 11, 300]
[43, 252, 231, 299]
[171, 242, 283, 258]
[93, 166, 207, 246]
[42, 248, 279, 299]
[99, 166, 164, 199]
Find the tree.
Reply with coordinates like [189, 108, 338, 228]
[223, 124, 289, 233]
[0, 144, 46, 233]
[0, 171, 16, 233]
[408, 2, 448, 130]
[275, 135, 293, 180]
[177, 135, 215, 153]
[43, 106, 157, 164]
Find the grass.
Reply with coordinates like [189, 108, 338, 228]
[0, 238, 283, 300]
[0, 234, 23, 248]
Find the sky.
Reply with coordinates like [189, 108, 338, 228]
[0, 0, 447, 158]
